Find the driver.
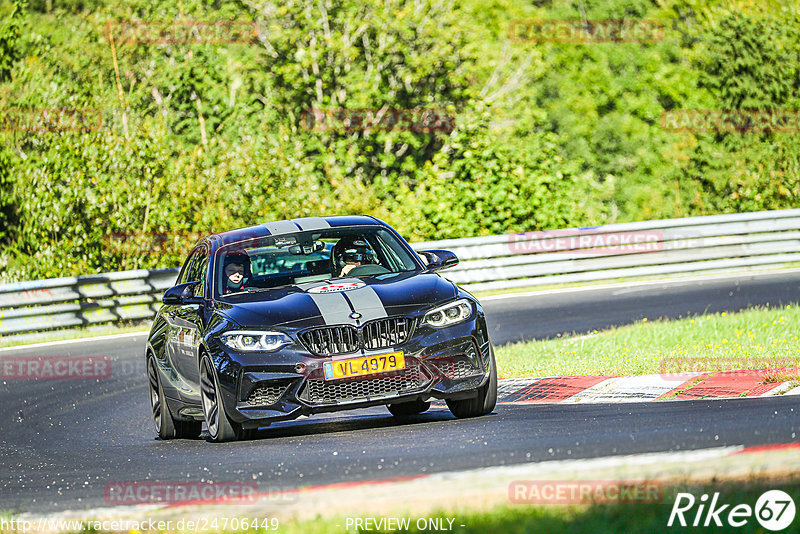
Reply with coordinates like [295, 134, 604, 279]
[332, 237, 376, 277]
[222, 250, 251, 294]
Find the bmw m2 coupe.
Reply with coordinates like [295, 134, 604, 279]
[146, 216, 497, 441]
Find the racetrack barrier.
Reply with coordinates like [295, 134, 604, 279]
[2, 209, 800, 338]
[416, 208, 800, 292]
[0, 268, 178, 336]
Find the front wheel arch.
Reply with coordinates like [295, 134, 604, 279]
[199, 352, 251, 442]
[445, 344, 498, 419]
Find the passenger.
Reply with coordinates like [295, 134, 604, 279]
[222, 251, 251, 294]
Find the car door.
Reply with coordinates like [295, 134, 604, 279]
[170, 244, 210, 397]
[163, 250, 197, 391]
[163, 245, 207, 399]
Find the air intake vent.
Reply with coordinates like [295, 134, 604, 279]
[246, 381, 291, 406]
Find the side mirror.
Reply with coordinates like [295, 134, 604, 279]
[162, 282, 203, 305]
[418, 249, 459, 272]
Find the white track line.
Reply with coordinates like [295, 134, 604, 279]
[0, 331, 148, 352]
[480, 267, 800, 301]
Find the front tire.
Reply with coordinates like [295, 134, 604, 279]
[446, 344, 498, 419]
[148, 355, 201, 439]
[200, 354, 250, 442]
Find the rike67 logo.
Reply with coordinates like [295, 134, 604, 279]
[668, 490, 796, 531]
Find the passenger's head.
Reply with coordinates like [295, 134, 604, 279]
[222, 251, 251, 288]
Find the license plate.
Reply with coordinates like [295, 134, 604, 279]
[323, 352, 405, 380]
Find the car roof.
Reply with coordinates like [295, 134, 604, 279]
[205, 215, 387, 248]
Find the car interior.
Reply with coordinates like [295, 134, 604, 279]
[215, 228, 417, 296]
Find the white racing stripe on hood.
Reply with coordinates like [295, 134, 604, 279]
[344, 285, 388, 322]
[307, 291, 356, 325]
[299, 278, 388, 324]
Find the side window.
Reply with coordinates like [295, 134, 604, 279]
[177, 252, 197, 285]
[186, 247, 209, 297]
[374, 232, 415, 271]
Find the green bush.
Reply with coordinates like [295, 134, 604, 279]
[0, 0, 799, 281]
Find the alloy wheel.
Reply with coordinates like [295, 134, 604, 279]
[200, 357, 220, 438]
[147, 357, 162, 433]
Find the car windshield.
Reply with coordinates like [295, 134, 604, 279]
[215, 226, 420, 297]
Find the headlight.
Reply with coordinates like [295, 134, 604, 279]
[423, 299, 473, 328]
[219, 331, 292, 352]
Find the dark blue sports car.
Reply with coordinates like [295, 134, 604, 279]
[146, 216, 497, 441]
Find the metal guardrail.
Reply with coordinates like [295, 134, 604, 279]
[3, 209, 800, 337]
[0, 269, 179, 336]
[424, 208, 800, 292]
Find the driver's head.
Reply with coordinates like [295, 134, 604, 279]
[332, 236, 374, 272]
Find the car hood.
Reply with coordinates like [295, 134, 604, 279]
[215, 272, 458, 328]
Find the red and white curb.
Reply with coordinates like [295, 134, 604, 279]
[497, 368, 800, 404]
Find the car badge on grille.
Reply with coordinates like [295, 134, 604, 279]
[349, 312, 362, 319]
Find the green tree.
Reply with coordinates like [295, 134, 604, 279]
[0, 0, 23, 82]
[392, 106, 610, 240]
[678, 11, 800, 214]
[249, 0, 474, 192]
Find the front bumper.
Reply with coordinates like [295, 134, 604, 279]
[208, 317, 492, 428]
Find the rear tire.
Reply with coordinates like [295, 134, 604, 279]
[387, 399, 430, 417]
[446, 344, 497, 419]
[148, 355, 201, 439]
[200, 354, 249, 442]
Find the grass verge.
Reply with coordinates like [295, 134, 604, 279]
[266, 477, 800, 534]
[495, 304, 800, 379]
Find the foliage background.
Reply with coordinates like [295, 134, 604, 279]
[0, 0, 798, 280]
